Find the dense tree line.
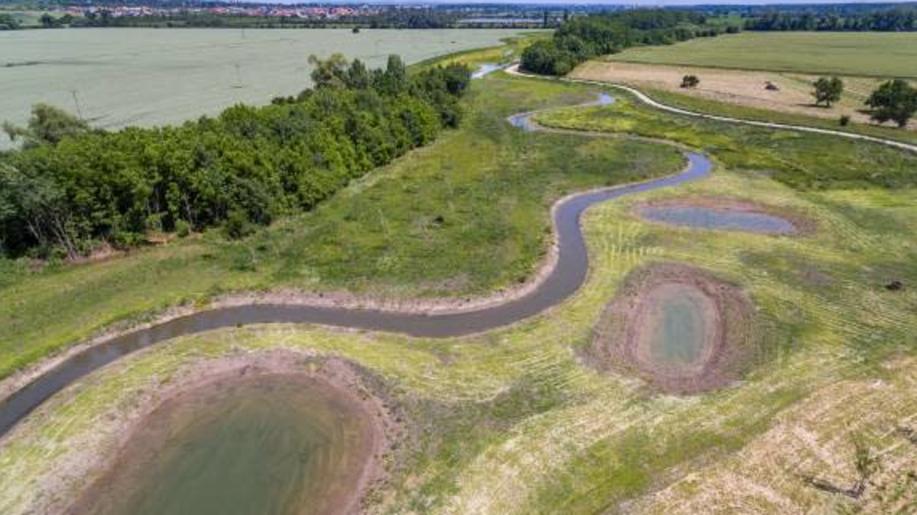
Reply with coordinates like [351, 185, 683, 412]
[0, 56, 471, 259]
[743, 6, 916, 31]
[0, 13, 20, 29]
[66, 8, 461, 29]
[520, 9, 739, 76]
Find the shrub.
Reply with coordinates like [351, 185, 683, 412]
[175, 219, 191, 238]
[681, 75, 700, 88]
[223, 210, 255, 240]
[839, 115, 851, 126]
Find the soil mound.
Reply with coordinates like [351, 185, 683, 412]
[588, 263, 756, 394]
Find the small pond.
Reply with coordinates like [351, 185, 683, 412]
[638, 205, 797, 234]
[472, 63, 503, 79]
[639, 284, 716, 370]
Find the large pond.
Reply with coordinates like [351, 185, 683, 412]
[75, 374, 375, 515]
[638, 205, 797, 234]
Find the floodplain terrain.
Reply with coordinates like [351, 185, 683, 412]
[1, 35, 916, 515]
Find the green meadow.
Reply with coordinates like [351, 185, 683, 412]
[1, 40, 915, 514]
[606, 31, 917, 78]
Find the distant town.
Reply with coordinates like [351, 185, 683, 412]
[56, 4, 381, 20]
[0, 2, 576, 29]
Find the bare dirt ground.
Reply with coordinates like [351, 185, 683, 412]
[571, 61, 917, 130]
[587, 262, 756, 394]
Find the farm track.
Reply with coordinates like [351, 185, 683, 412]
[0, 94, 712, 439]
[506, 64, 917, 154]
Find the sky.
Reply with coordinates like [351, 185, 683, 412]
[310, 0, 916, 4]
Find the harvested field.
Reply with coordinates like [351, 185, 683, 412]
[630, 356, 917, 513]
[569, 61, 917, 130]
[634, 197, 811, 235]
[588, 263, 756, 394]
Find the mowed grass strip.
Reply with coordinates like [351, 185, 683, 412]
[0, 74, 683, 379]
[605, 31, 917, 79]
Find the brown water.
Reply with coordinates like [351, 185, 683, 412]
[73, 374, 374, 515]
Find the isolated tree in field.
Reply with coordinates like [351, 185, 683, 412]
[2, 103, 89, 148]
[865, 79, 917, 128]
[308, 53, 349, 89]
[39, 13, 56, 28]
[681, 75, 700, 88]
[812, 77, 843, 107]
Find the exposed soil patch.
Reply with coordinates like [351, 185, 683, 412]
[57, 351, 402, 515]
[634, 196, 815, 236]
[587, 263, 756, 394]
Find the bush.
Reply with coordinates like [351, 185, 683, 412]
[839, 115, 851, 126]
[175, 219, 191, 238]
[223, 210, 255, 240]
[681, 75, 700, 88]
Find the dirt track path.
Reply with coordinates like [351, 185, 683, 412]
[505, 64, 917, 155]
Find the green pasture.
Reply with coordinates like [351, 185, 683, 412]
[0, 40, 915, 512]
[607, 31, 917, 78]
[641, 87, 917, 146]
[3, 108, 914, 512]
[0, 73, 682, 378]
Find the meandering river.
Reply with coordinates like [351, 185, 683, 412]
[0, 94, 713, 437]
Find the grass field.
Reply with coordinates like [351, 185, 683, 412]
[0, 72, 684, 378]
[640, 87, 917, 145]
[0, 28, 534, 150]
[1, 43, 915, 514]
[2, 77, 915, 511]
[570, 60, 917, 136]
[606, 32, 917, 78]
[1, 47, 915, 379]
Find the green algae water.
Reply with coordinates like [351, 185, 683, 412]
[79, 374, 374, 515]
[646, 286, 713, 368]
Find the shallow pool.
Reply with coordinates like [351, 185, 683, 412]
[642, 284, 715, 369]
[77, 374, 373, 515]
[638, 205, 797, 234]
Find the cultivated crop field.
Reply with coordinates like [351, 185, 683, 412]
[0, 28, 532, 149]
[605, 31, 917, 78]
[1, 41, 915, 514]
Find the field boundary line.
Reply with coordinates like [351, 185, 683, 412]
[505, 64, 917, 155]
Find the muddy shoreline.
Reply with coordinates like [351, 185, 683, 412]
[26, 350, 400, 515]
[587, 262, 756, 394]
